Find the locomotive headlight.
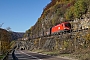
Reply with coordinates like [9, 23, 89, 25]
[58, 27, 60, 29]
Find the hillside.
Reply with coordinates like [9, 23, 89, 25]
[0, 28, 24, 55]
[23, 0, 90, 60]
[25, 0, 90, 37]
[0, 28, 11, 54]
[10, 32, 24, 40]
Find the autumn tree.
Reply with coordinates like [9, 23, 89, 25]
[0, 28, 11, 54]
[73, 0, 87, 18]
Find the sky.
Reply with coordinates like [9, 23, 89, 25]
[0, 0, 51, 32]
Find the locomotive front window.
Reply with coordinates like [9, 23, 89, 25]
[65, 23, 71, 28]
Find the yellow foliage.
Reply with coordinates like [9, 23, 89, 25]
[85, 34, 90, 41]
[34, 39, 39, 45]
[0, 29, 11, 54]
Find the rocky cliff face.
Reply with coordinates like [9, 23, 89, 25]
[70, 12, 90, 31]
[25, 0, 90, 37]
[21, 1, 90, 59]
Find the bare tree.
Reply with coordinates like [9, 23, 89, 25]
[6, 27, 11, 31]
[0, 23, 4, 28]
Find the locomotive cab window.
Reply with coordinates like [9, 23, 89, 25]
[65, 23, 71, 28]
[62, 24, 64, 26]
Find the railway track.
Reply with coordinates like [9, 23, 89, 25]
[31, 28, 89, 39]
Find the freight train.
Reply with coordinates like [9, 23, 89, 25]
[31, 22, 71, 39]
[44, 22, 71, 36]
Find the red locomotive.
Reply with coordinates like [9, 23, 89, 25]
[51, 22, 71, 34]
[44, 22, 71, 36]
